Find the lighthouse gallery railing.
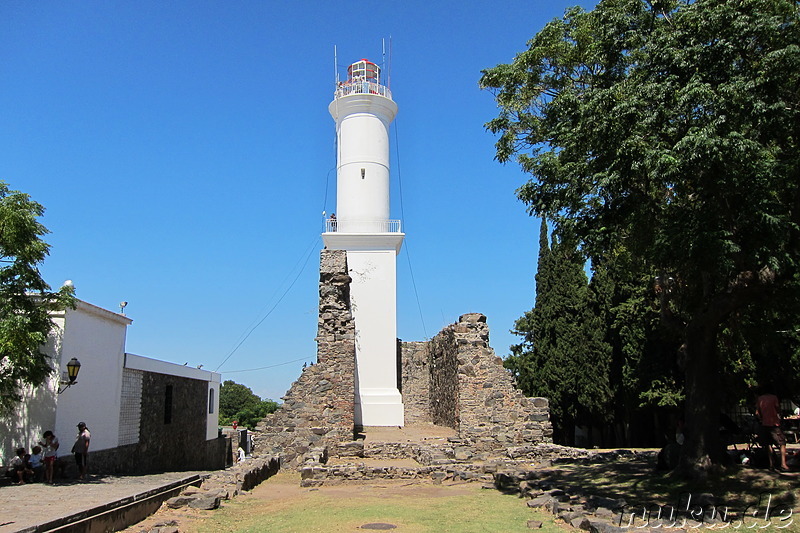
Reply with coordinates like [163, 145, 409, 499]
[334, 81, 392, 100]
[325, 219, 401, 233]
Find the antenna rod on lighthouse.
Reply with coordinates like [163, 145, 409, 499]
[333, 45, 339, 86]
[388, 37, 393, 89]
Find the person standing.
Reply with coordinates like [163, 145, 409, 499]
[755, 388, 789, 471]
[71, 422, 90, 480]
[39, 430, 59, 483]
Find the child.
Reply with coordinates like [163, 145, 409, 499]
[39, 430, 59, 483]
[29, 446, 44, 482]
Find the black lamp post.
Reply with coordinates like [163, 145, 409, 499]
[58, 357, 81, 394]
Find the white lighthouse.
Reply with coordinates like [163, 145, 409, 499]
[322, 58, 404, 427]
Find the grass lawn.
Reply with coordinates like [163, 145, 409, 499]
[186, 472, 559, 533]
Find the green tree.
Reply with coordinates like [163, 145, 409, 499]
[590, 248, 683, 446]
[506, 220, 552, 396]
[219, 380, 278, 429]
[482, 0, 800, 472]
[508, 220, 611, 444]
[0, 182, 76, 414]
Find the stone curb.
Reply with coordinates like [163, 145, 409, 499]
[157, 455, 280, 515]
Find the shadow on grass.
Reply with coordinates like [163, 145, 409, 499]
[544, 456, 797, 513]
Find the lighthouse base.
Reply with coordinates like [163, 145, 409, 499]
[356, 388, 405, 427]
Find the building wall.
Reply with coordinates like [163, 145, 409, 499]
[124, 353, 220, 442]
[66, 370, 226, 475]
[0, 374, 58, 466]
[399, 341, 430, 425]
[206, 380, 220, 441]
[136, 371, 215, 471]
[1, 302, 130, 465]
[427, 329, 461, 429]
[346, 248, 403, 425]
[1, 300, 224, 473]
[53, 301, 131, 453]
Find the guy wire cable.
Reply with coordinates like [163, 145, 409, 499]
[214, 233, 321, 372]
[222, 357, 308, 374]
[393, 118, 428, 339]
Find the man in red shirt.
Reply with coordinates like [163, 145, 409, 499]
[755, 388, 788, 471]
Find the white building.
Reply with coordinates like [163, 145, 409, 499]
[322, 58, 405, 427]
[1, 299, 222, 472]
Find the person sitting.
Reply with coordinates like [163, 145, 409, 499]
[29, 446, 45, 482]
[5, 448, 32, 485]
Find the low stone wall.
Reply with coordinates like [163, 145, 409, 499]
[492, 451, 661, 533]
[56, 436, 228, 479]
[296, 442, 609, 487]
[201, 455, 281, 496]
[163, 455, 281, 512]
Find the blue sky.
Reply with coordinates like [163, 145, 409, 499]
[1, 1, 595, 402]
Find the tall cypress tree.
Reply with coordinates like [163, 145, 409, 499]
[507, 219, 551, 394]
[509, 220, 602, 444]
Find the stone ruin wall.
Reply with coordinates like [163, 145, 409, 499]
[255, 250, 552, 468]
[398, 340, 431, 425]
[254, 250, 355, 465]
[401, 313, 553, 450]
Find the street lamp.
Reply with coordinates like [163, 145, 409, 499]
[58, 357, 81, 394]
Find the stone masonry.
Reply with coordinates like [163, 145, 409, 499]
[402, 313, 553, 453]
[254, 250, 553, 476]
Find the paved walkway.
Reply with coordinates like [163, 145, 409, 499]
[0, 471, 207, 532]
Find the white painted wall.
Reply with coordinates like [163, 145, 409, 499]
[329, 94, 397, 232]
[347, 248, 404, 426]
[53, 301, 131, 453]
[0, 370, 59, 466]
[1, 301, 130, 464]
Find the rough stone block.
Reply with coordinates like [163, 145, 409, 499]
[165, 496, 194, 509]
[188, 495, 222, 510]
[570, 516, 591, 529]
[527, 495, 557, 509]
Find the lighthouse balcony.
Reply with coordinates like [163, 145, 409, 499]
[324, 218, 401, 234]
[334, 80, 392, 100]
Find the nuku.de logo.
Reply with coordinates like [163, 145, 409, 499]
[617, 492, 794, 529]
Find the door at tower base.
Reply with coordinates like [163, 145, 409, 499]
[347, 248, 404, 427]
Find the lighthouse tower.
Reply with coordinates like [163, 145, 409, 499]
[322, 59, 404, 427]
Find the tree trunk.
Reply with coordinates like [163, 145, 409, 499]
[679, 320, 726, 476]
